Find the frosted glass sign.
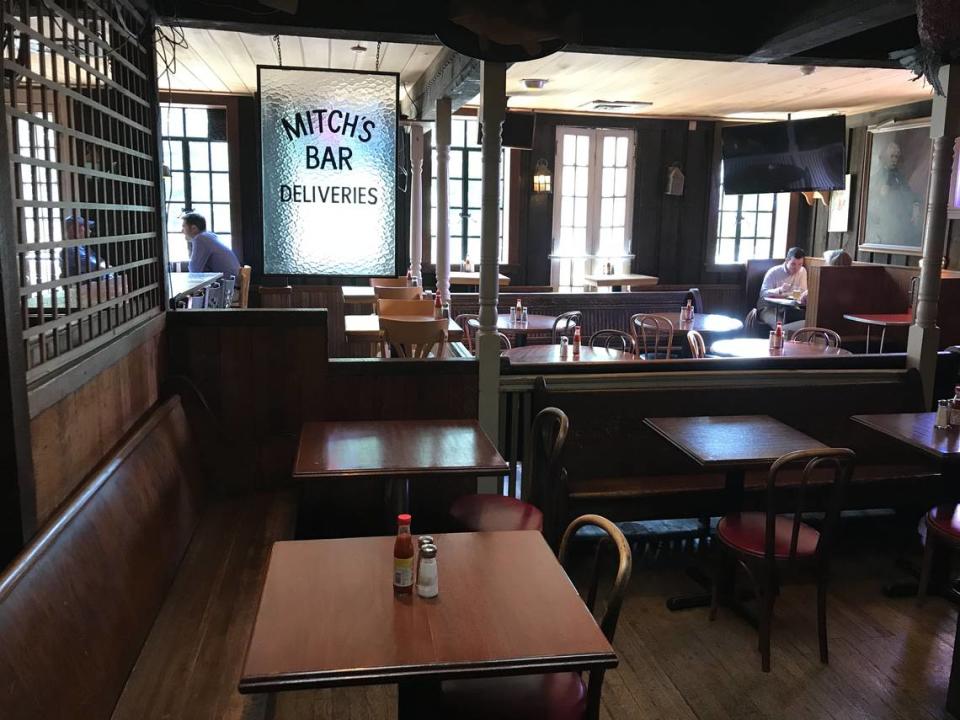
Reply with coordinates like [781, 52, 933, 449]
[258, 66, 398, 275]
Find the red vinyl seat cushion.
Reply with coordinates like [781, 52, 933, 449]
[441, 672, 586, 720]
[927, 504, 960, 541]
[449, 494, 544, 532]
[717, 512, 820, 559]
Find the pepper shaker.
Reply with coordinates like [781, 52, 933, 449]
[416, 544, 439, 598]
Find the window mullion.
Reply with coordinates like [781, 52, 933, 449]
[586, 129, 602, 261]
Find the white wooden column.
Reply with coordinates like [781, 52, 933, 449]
[907, 65, 959, 405]
[435, 98, 452, 302]
[477, 62, 506, 494]
[407, 123, 425, 285]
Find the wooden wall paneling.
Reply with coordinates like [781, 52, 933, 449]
[633, 126, 667, 277]
[28, 332, 163, 525]
[678, 123, 713, 282]
[655, 127, 687, 284]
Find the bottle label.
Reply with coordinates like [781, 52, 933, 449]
[394, 557, 413, 588]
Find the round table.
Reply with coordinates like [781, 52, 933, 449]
[470, 314, 558, 346]
[842, 312, 912, 353]
[673, 313, 743, 334]
[710, 338, 852, 358]
[502, 345, 638, 364]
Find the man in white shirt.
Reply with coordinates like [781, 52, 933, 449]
[757, 247, 808, 329]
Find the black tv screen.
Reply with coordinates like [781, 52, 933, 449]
[721, 116, 846, 194]
[477, 112, 535, 149]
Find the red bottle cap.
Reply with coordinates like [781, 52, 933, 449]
[397, 513, 412, 524]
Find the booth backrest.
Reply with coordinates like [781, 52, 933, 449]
[745, 258, 780, 311]
[0, 396, 205, 720]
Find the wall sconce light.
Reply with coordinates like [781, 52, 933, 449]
[533, 158, 552, 193]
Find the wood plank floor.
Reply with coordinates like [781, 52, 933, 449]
[269, 524, 957, 720]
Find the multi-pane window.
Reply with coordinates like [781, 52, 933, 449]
[552, 127, 635, 289]
[161, 106, 231, 263]
[430, 116, 509, 265]
[17, 114, 61, 285]
[715, 162, 790, 263]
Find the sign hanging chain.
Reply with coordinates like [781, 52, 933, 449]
[274, 34, 283, 66]
[375, 41, 382, 71]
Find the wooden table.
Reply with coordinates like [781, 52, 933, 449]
[710, 338, 852, 358]
[765, 295, 806, 323]
[469, 314, 558, 347]
[852, 412, 960, 716]
[649, 313, 743, 335]
[503, 345, 639, 365]
[168, 271, 222, 309]
[644, 415, 827, 611]
[239, 531, 617, 719]
[344, 314, 464, 343]
[584, 273, 658, 292]
[843, 312, 912, 353]
[449, 271, 511, 288]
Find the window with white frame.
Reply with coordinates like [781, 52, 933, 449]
[551, 127, 634, 289]
[17, 113, 62, 286]
[430, 116, 509, 265]
[714, 162, 790, 264]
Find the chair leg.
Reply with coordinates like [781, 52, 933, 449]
[817, 578, 829, 664]
[917, 530, 936, 606]
[710, 550, 732, 621]
[759, 568, 776, 672]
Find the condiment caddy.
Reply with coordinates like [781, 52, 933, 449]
[393, 514, 440, 599]
[935, 385, 960, 430]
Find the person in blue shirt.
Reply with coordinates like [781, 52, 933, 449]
[182, 212, 240, 277]
[60, 215, 99, 276]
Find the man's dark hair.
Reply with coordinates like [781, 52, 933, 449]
[785, 247, 806, 260]
[182, 212, 207, 232]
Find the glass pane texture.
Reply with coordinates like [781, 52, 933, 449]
[189, 141, 209, 171]
[185, 108, 208, 138]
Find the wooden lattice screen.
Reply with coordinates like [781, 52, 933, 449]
[2, 0, 163, 382]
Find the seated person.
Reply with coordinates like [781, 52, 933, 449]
[182, 212, 240, 277]
[60, 215, 99, 276]
[757, 247, 808, 331]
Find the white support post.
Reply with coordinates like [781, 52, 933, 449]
[435, 98, 452, 302]
[907, 65, 959, 406]
[477, 62, 506, 494]
[407, 123, 425, 285]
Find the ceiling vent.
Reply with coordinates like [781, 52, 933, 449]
[583, 100, 653, 113]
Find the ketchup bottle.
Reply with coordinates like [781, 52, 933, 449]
[393, 514, 414, 594]
[572, 326, 581, 358]
[775, 320, 784, 348]
[434, 291, 442, 319]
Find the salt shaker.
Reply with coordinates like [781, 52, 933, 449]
[416, 544, 439, 598]
[521, 306, 529, 324]
[509, 306, 517, 323]
[560, 336, 569, 356]
[936, 400, 952, 429]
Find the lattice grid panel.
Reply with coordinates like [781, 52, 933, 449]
[3, 0, 162, 381]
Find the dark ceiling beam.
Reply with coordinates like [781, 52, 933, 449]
[743, 0, 916, 63]
[404, 48, 480, 120]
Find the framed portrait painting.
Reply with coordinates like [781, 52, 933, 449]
[859, 119, 931, 255]
[827, 174, 852, 233]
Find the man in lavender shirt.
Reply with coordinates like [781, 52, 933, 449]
[182, 212, 240, 277]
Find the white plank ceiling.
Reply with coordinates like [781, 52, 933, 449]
[156, 27, 441, 95]
[158, 28, 932, 119]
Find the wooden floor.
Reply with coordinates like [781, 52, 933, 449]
[269, 521, 957, 720]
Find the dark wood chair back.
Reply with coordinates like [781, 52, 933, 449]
[764, 448, 856, 565]
[237, 265, 252, 308]
[590, 329, 636, 353]
[497, 331, 512, 350]
[630, 313, 675, 358]
[558, 513, 632, 720]
[0, 397, 205, 720]
[791, 327, 841, 348]
[374, 285, 422, 301]
[454, 313, 479, 353]
[368, 276, 410, 287]
[524, 406, 570, 546]
[379, 317, 448, 358]
[552, 310, 583, 342]
[687, 329, 707, 358]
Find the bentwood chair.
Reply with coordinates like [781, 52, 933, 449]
[630, 313, 676, 359]
[368, 276, 410, 288]
[377, 298, 435, 317]
[236, 265, 251, 308]
[552, 310, 583, 343]
[454, 313, 480, 353]
[589, 329, 636, 354]
[687, 330, 707, 358]
[918, 504, 960, 603]
[710, 448, 855, 672]
[497, 332, 512, 350]
[450, 407, 568, 536]
[440, 514, 632, 720]
[379, 318, 447, 358]
[373, 285, 421, 301]
[791, 327, 842, 348]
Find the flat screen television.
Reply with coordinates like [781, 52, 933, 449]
[476, 112, 535, 149]
[721, 116, 846, 195]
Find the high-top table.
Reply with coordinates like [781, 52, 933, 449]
[239, 531, 617, 720]
[644, 415, 826, 611]
[168, 271, 222, 309]
[843, 312, 912, 353]
[584, 273, 658, 292]
[449, 270, 510, 289]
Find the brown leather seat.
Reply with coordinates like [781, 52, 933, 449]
[449, 494, 543, 532]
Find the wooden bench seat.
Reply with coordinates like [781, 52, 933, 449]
[0, 395, 303, 720]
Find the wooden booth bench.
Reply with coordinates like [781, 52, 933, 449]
[0, 393, 299, 720]
[530, 362, 954, 544]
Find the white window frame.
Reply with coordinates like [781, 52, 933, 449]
[550, 126, 635, 289]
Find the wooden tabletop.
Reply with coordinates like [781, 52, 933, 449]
[649, 313, 743, 334]
[503, 345, 639, 364]
[710, 339, 852, 358]
[644, 415, 827, 468]
[239, 531, 616, 692]
[168, 272, 222, 303]
[471, 314, 558, 335]
[341, 286, 378, 305]
[853, 413, 960, 461]
[294, 419, 508, 479]
[344, 314, 464, 342]
[842, 313, 913, 327]
[765, 296, 806, 309]
[449, 271, 511, 286]
[584, 273, 658, 288]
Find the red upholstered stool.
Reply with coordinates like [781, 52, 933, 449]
[710, 448, 855, 672]
[449, 494, 543, 532]
[918, 504, 960, 601]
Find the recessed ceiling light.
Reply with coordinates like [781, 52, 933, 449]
[351, 43, 367, 54]
[582, 100, 653, 113]
[522, 78, 548, 89]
